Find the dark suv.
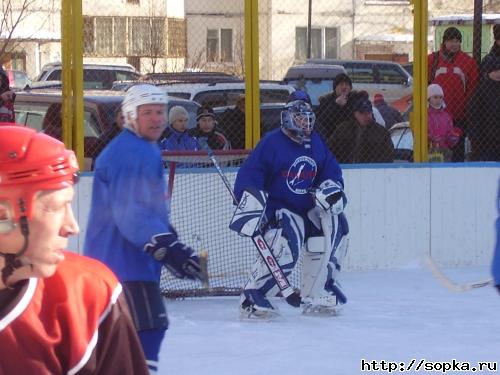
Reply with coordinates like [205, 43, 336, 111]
[14, 90, 200, 169]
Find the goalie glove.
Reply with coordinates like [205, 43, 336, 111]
[229, 188, 268, 237]
[313, 179, 347, 215]
[144, 232, 202, 281]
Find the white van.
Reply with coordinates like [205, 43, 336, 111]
[159, 81, 295, 107]
[307, 58, 413, 103]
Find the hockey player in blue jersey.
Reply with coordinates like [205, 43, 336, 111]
[84, 84, 204, 373]
[229, 99, 349, 319]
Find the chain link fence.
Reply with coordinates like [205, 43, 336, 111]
[1, 0, 500, 168]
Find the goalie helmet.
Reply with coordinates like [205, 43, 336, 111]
[0, 125, 79, 224]
[122, 84, 168, 131]
[280, 100, 316, 143]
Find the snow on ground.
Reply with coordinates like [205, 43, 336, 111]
[160, 264, 499, 375]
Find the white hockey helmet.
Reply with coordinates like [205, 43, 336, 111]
[122, 84, 168, 131]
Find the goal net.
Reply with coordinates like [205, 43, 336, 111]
[160, 150, 302, 298]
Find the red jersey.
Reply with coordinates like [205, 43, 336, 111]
[428, 49, 479, 121]
[0, 252, 148, 375]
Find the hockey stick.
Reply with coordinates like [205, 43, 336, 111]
[425, 254, 494, 292]
[197, 138, 301, 306]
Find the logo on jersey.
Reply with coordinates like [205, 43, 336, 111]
[285, 156, 317, 194]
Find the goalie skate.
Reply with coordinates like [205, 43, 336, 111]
[239, 289, 280, 321]
[301, 283, 347, 316]
[301, 295, 341, 316]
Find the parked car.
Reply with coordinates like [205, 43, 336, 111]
[389, 121, 413, 162]
[143, 71, 241, 84]
[159, 81, 296, 107]
[5, 69, 31, 90]
[34, 62, 141, 89]
[306, 58, 413, 103]
[14, 89, 200, 169]
[283, 63, 347, 107]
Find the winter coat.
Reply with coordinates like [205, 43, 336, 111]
[328, 118, 394, 163]
[159, 127, 198, 151]
[428, 107, 460, 150]
[375, 101, 403, 130]
[428, 48, 479, 121]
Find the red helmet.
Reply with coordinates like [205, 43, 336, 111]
[0, 125, 79, 222]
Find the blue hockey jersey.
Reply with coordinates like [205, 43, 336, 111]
[234, 129, 344, 226]
[84, 129, 170, 282]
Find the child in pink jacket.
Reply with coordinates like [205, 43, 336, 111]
[427, 83, 462, 162]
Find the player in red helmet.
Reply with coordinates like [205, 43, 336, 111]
[0, 126, 148, 375]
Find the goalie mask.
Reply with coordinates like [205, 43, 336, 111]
[281, 100, 316, 143]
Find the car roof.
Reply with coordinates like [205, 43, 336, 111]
[160, 81, 295, 93]
[284, 63, 347, 80]
[15, 88, 199, 106]
[39, 62, 138, 72]
[307, 58, 406, 67]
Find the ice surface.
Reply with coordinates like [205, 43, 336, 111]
[160, 265, 499, 374]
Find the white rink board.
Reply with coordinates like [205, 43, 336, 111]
[71, 164, 500, 270]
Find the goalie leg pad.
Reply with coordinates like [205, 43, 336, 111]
[301, 213, 349, 309]
[241, 209, 305, 309]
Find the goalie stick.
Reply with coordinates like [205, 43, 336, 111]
[425, 254, 493, 292]
[197, 138, 301, 306]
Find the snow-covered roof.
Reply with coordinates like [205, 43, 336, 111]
[430, 14, 500, 26]
[0, 29, 60, 41]
[356, 33, 433, 43]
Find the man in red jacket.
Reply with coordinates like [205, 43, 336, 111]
[0, 126, 149, 375]
[428, 26, 479, 161]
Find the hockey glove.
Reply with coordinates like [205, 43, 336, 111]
[229, 188, 267, 237]
[144, 232, 202, 280]
[313, 179, 347, 215]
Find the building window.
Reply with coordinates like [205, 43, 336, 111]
[84, 16, 167, 58]
[295, 26, 339, 61]
[83, 17, 94, 54]
[96, 18, 113, 55]
[206, 29, 218, 62]
[365, 0, 410, 4]
[206, 28, 233, 63]
[114, 18, 126, 55]
[167, 18, 187, 58]
[220, 29, 233, 62]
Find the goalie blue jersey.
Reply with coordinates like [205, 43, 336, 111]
[234, 128, 344, 221]
[84, 129, 170, 282]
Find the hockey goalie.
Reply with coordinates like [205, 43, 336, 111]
[229, 98, 349, 319]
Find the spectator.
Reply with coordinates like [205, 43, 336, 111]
[0, 125, 149, 375]
[217, 94, 246, 149]
[328, 97, 394, 163]
[190, 105, 231, 150]
[468, 25, 500, 161]
[427, 84, 462, 162]
[42, 103, 62, 140]
[159, 105, 198, 151]
[0, 67, 15, 123]
[315, 73, 357, 140]
[428, 26, 479, 161]
[373, 93, 403, 130]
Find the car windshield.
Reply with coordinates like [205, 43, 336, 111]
[287, 79, 331, 106]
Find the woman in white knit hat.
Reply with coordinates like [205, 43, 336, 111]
[427, 83, 462, 162]
[159, 105, 198, 151]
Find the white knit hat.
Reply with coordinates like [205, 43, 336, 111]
[169, 106, 189, 124]
[427, 83, 444, 99]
